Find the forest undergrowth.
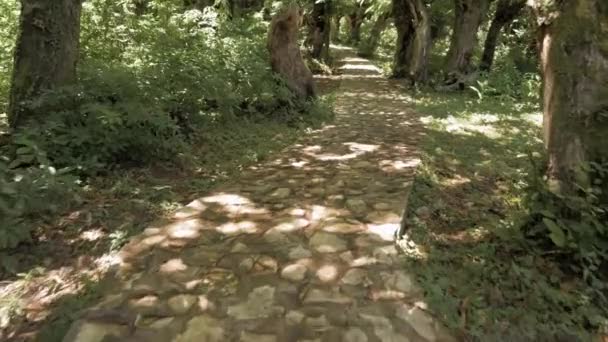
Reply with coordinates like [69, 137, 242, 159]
[350, 7, 608, 338]
[1, 0, 607, 340]
[0, 3, 333, 338]
[400, 89, 607, 340]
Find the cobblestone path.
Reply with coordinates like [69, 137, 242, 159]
[63, 48, 455, 342]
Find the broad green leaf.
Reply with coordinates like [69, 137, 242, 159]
[16, 147, 31, 155]
[543, 218, 566, 248]
[539, 210, 556, 219]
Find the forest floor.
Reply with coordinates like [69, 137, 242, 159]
[0, 119, 309, 340]
[53, 47, 454, 342]
[2, 48, 454, 342]
[2, 47, 605, 342]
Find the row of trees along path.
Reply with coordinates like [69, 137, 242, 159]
[62, 47, 455, 342]
[2, 0, 605, 341]
[8, 1, 607, 206]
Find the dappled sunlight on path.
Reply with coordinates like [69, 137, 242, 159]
[63, 48, 454, 342]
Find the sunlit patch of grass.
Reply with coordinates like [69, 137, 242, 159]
[402, 91, 606, 340]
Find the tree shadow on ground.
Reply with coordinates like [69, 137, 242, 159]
[0, 119, 311, 341]
[5, 55, 452, 342]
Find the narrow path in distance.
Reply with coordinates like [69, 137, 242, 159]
[64, 47, 455, 342]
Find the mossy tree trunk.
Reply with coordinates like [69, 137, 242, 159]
[444, 0, 490, 75]
[393, 0, 412, 77]
[359, 10, 391, 57]
[268, 4, 316, 99]
[309, 0, 331, 61]
[480, 0, 525, 72]
[8, 0, 83, 129]
[529, 0, 608, 200]
[392, 0, 431, 84]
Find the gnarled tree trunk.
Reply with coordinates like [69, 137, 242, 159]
[8, 0, 83, 129]
[529, 0, 608, 200]
[308, 0, 331, 61]
[347, 2, 368, 44]
[392, 0, 431, 84]
[444, 0, 490, 76]
[268, 4, 315, 99]
[347, 15, 361, 43]
[359, 10, 391, 57]
[480, 0, 525, 72]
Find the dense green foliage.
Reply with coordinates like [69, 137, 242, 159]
[0, 0, 332, 253]
[525, 161, 608, 285]
[0, 160, 78, 250]
[0, 0, 17, 115]
[0, 0, 606, 340]
[405, 92, 607, 339]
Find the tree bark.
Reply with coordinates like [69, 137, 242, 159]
[359, 10, 391, 57]
[347, 3, 368, 44]
[268, 4, 315, 99]
[480, 0, 525, 72]
[392, 0, 431, 84]
[308, 0, 331, 61]
[347, 14, 361, 43]
[444, 0, 490, 75]
[8, 0, 83, 129]
[529, 0, 608, 199]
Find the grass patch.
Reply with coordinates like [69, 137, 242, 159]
[401, 91, 608, 340]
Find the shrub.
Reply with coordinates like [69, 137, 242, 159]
[7, 5, 315, 175]
[10, 66, 186, 175]
[0, 1, 334, 254]
[523, 160, 608, 288]
[476, 60, 541, 102]
[0, 157, 79, 251]
[79, 3, 301, 128]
